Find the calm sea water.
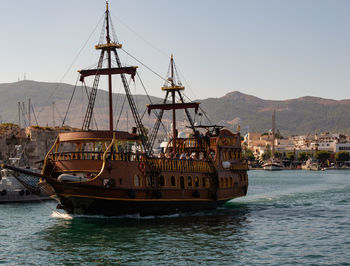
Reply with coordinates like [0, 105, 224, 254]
[1, 170, 350, 265]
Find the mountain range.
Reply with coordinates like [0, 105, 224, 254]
[1, 80, 349, 136]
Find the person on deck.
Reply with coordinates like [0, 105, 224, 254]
[190, 152, 197, 160]
[180, 152, 186, 160]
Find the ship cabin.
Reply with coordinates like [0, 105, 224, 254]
[45, 130, 141, 180]
[43, 128, 248, 196]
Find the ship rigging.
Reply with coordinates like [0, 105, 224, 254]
[2, 2, 248, 216]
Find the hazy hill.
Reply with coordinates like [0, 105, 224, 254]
[1, 80, 350, 136]
[200, 91, 350, 135]
[0, 80, 162, 131]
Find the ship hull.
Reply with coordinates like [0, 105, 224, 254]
[58, 195, 227, 216]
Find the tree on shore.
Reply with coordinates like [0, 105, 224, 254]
[315, 150, 331, 164]
[335, 151, 350, 162]
[261, 150, 271, 161]
[298, 152, 309, 161]
[286, 152, 295, 161]
[274, 151, 281, 159]
[244, 149, 255, 161]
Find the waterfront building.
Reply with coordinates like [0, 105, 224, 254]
[335, 142, 350, 154]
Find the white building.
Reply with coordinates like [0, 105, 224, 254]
[335, 142, 350, 154]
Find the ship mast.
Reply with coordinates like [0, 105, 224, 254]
[147, 55, 200, 155]
[170, 55, 177, 154]
[105, 2, 113, 131]
[79, 2, 139, 134]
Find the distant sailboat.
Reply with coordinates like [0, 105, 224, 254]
[263, 110, 283, 171]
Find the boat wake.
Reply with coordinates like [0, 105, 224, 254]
[51, 211, 73, 220]
[49, 208, 241, 220]
[50, 211, 183, 220]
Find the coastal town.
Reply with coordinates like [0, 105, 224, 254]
[1, 122, 349, 171]
[244, 131, 350, 169]
[1, 1, 350, 265]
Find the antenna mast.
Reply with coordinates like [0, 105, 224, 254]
[272, 110, 275, 160]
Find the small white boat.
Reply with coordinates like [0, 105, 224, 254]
[0, 145, 52, 203]
[301, 158, 320, 171]
[262, 161, 283, 171]
[0, 169, 51, 203]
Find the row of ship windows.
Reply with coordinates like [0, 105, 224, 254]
[222, 149, 242, 160]
[339, 147, 350, 151]
[133, 175, 244, 189]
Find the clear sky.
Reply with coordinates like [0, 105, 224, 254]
[1, 0, 349, 100]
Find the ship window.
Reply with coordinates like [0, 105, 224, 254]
[134, 174, 140, 187]
[147, 175, 153, 186]
[159, 175, 165, 187]
[225, 178, 228, 188]
[188, 176, 192, 187]
[180, 176, 185, 189]
[202, 177, 206, 187]
[195, 177, 199, 187]
[171, 176, 176, 187]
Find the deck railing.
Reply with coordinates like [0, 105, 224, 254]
[49, 152, 214, 173]
[147, 158, 213, 173]
[49, 152, 147, 162]
[49, 151, 247, 172]
[230, 162, 249, 170]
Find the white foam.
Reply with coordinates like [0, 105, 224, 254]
[51, 211, 73, 220]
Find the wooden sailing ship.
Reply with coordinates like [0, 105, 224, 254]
[3, 2, 248, 216]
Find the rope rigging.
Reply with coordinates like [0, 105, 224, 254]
[121, 48, 169, 84]
[82, 81, 98, 130]
[82, 50, 105, 130]
[182, 91, 213, 125]
[114, 77, 132, 130]
[36, 14, 104, 123]
[31, 104, 39, 126]
[44, 4, 215, 158]
[62, 75, 79, 126]
[112, 78, 124, 127]
[112, 49, 149, 148]
[111, 13, 170, 59]
[136, 72, 168, 133]
[115, 91, 127, 129]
